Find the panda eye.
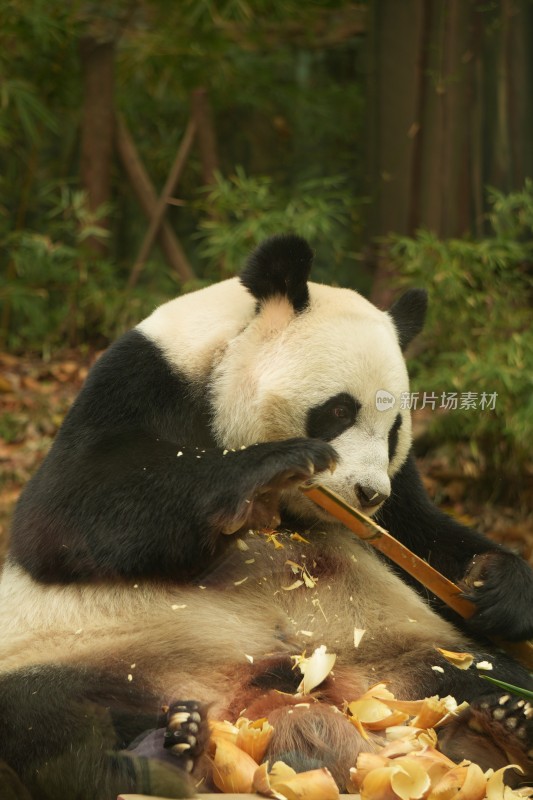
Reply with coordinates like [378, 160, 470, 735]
[332, 405, 349, 418]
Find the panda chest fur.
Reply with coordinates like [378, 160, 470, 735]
[196, 527, 465, 656]
[0, 527, 461, 681]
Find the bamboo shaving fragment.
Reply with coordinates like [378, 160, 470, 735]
[380, 727, 439, 756]
[486, 765, 529, 800]
[236, 538, 250, 551]
[436, 647, 474, 670]
[208, 719, 238, 751]
[263, 531, 285, 549]
[427, 761, 486, 800]
[366, 757, 431, 800]
[347, 684, 409, 730]
[292, 645, 336, 694]
[354, 627, 366, 647]
[270, 767, 339, 800]
[235, 716, 274, 762]
[282, 579, 304, 591]
[211, 737, 258, 793]
[253, 762, 291, 800]
[285, 560, 317, 588]
[254, 761, 339, 800]
[350, 747, 483, 800]
[347, 696, 409, 731]
[379, 694, 468, 728]
[290, 532, 310, 543]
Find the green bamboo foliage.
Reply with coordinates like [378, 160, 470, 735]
[390, 182, 533, 480]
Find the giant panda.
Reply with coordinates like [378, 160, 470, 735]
[0, 235, 532, 800]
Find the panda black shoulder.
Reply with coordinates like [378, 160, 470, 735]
[59, 329, 213, 448]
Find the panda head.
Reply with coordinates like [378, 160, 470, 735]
[210, 234, 427, 519]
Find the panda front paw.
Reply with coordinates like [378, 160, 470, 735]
[461, 552, 533, 641]
[213, 438, 337, 534]
[163, 700, 208, 773]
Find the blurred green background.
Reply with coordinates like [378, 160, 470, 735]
[1, 0, 532, 487]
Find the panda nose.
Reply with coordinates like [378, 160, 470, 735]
[356, 484, 389, 510]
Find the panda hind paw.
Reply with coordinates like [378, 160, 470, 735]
[163, 700, 208, 773]
[439, 693, 533, 783]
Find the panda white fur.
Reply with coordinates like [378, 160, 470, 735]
[0, 235, 532, 799]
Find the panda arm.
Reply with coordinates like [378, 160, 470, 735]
[377, 451, 533, 640]
[10, 331, 336, 583]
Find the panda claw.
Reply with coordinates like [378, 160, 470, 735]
[172, 742, 192, 753]
[163, 699, 208, 770]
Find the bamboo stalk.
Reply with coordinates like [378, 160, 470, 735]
[301, 484, 533, 670]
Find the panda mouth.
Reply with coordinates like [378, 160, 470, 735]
[361, 497, 388, 517]
[301, 483, 387, 524]
[364, 490, 381, 504]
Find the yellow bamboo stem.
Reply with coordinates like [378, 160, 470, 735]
[301, 484, 533, 670]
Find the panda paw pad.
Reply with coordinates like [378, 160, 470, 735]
[472, 693, 533, 772]
[163, 700, 207, 772]
[486, 693, 532, 740]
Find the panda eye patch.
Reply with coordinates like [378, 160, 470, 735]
[306, 393, 360, 442]
[388, 413, 403, 461]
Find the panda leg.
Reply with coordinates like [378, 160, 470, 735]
[0, 664, 196, 799]
[372, 644, 533, 780]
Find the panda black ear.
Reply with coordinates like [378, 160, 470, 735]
[240, 234, 313, 313]
[388, 289, 428, 351]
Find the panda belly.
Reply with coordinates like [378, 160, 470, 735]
[0, 526, 471, 705]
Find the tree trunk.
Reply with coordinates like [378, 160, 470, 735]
[128, 118, 196, 289]
[79, 37, 115, 255]
[191, 87, 220, 187]
[367, 0, 533, 249]
[115, 116, 196, 283]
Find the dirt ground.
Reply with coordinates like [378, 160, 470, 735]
[1, 350, 532, 567]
